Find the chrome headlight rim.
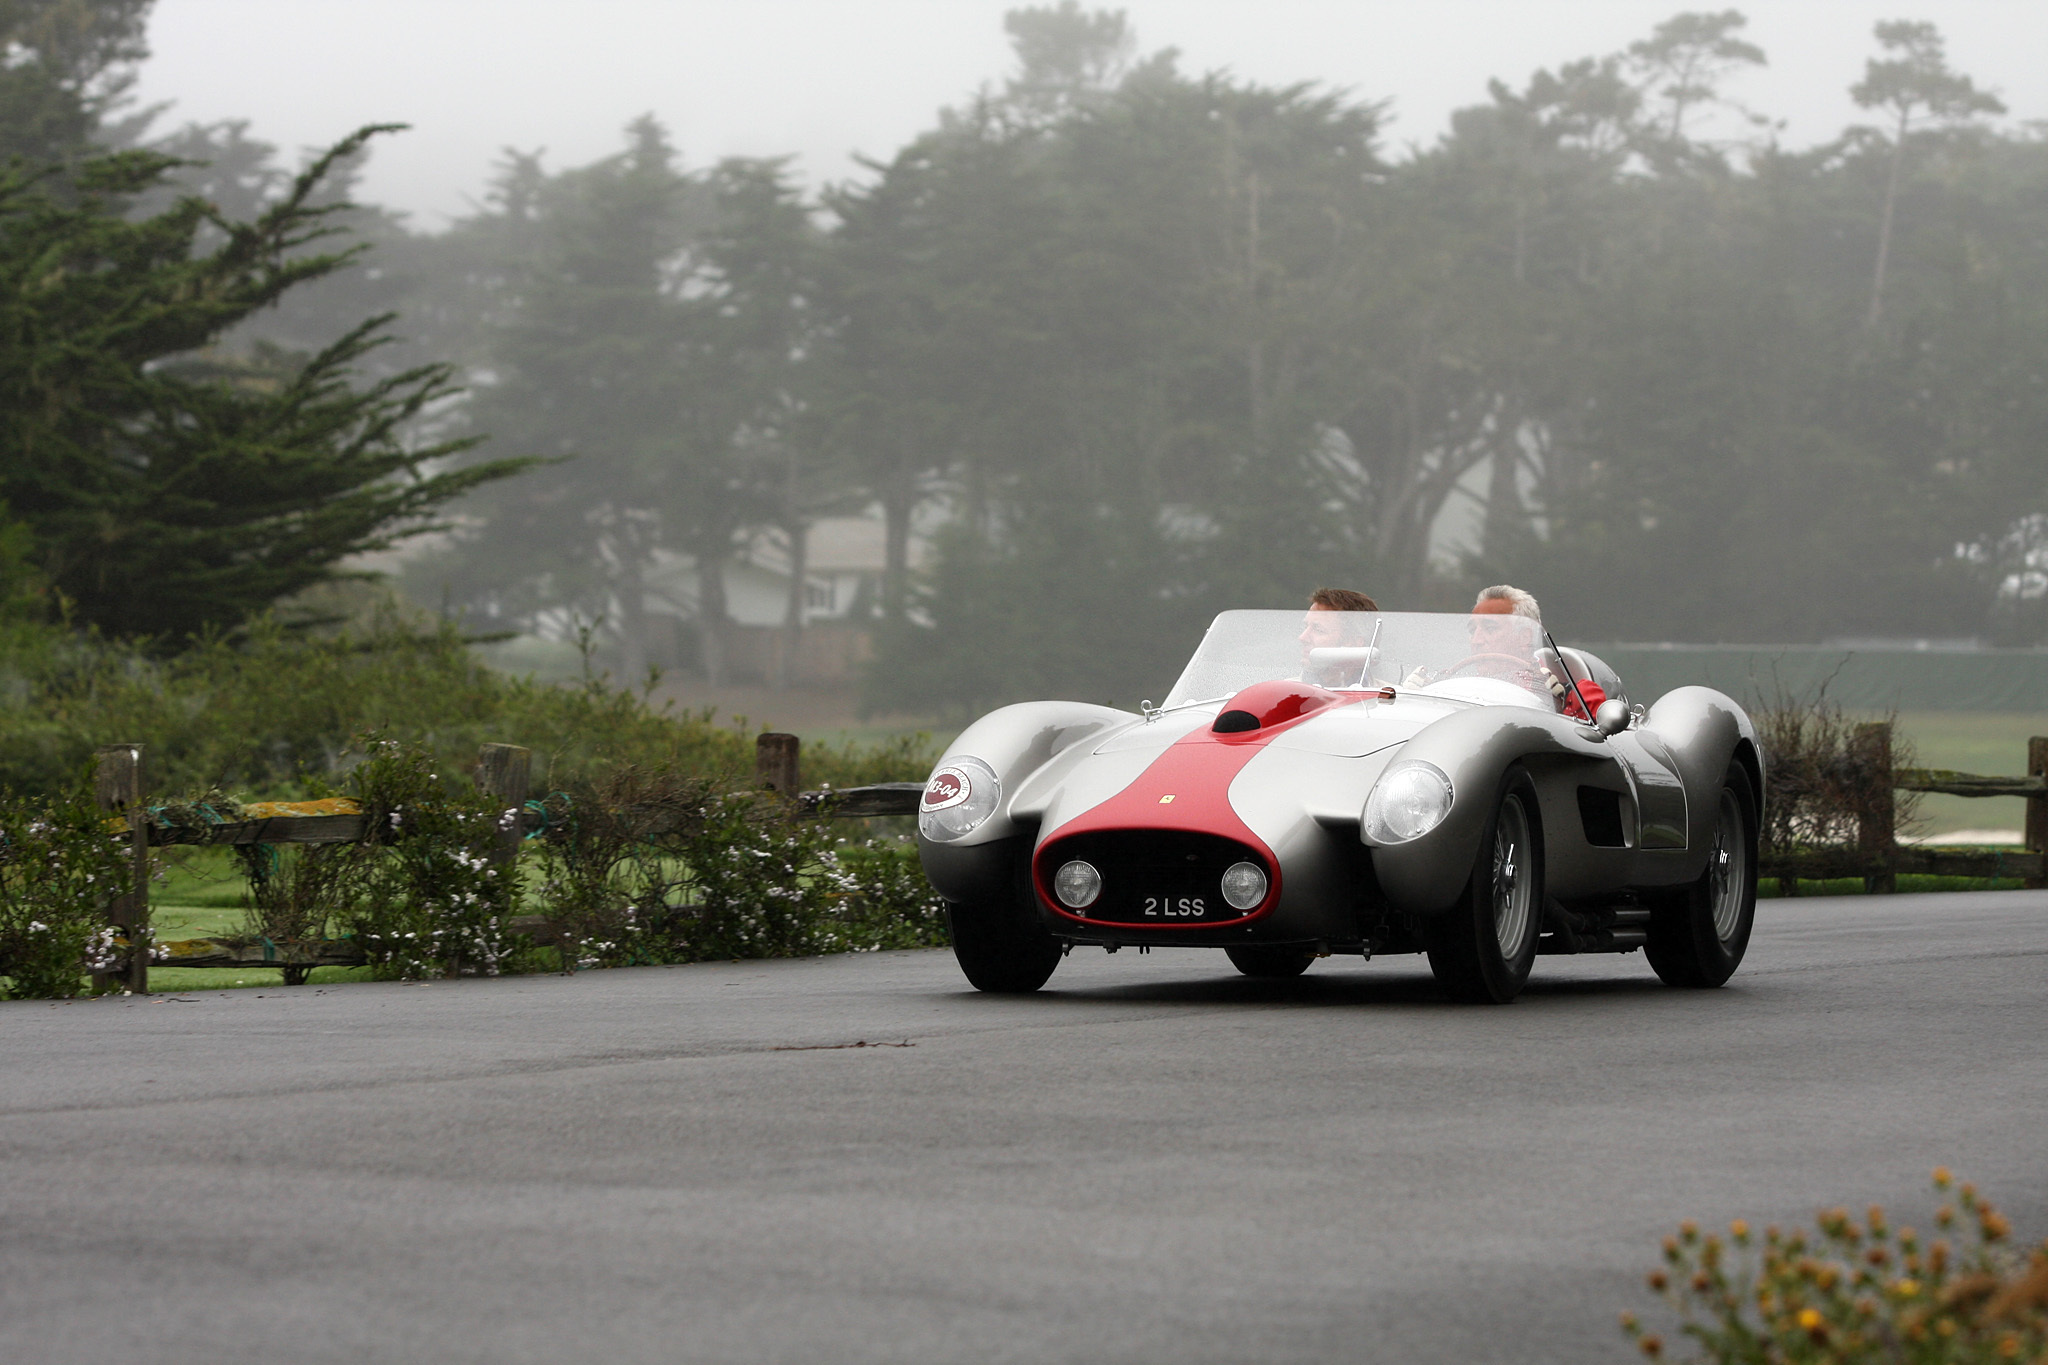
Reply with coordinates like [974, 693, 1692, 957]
[1219, 860, 1269, 911]
[1363, 760, 1455, 845]
[1053, 859, 1102, 909]
[917, 756, 1002, 843]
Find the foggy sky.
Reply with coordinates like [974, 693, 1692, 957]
[134, 0, 2048, 227]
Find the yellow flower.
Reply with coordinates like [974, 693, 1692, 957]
[1933, 1167, 1953, 1189]
[1798, 1308, 1824, 1330]
[1731, 1219, 1750, 1241]
[1893, 1278, 1921, 1297]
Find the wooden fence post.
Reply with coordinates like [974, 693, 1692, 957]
[474, 743, 531, 869]
[756, 733, 801, 797]
[92, 744, 150, 993]
[2026, 737, 2047, 892]
[1852, 721, 1896, 895]
[474, 743, 542, 969]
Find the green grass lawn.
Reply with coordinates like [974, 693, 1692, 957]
[1881, 711, 2048, 839]
[146, 848, 372, 992]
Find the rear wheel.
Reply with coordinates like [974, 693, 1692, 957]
[1426, 770, 1543, 1004]
[1646, 763, 1757, 988]
[1225, 945, 1315, 979]
[947, 892, 1062, 994]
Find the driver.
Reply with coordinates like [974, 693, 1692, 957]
[1297, 588, 1380, 687]
[1449, 585, 1607, 719]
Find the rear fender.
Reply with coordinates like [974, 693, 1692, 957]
[1637, 686, 1756, 881]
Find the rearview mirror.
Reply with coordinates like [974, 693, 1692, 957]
[1593, 698, 1631, 736]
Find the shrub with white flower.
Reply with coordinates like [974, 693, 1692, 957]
[0, 780, 138, 998]
[339, 736, 525, 980]
[529, 769, 949, 968]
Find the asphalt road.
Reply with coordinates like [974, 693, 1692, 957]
[3, 891, 2044, 1365]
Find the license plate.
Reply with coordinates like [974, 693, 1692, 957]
[1139, 893, 1215, 920]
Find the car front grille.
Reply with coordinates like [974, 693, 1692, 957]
[1035, 829, 1271, 925]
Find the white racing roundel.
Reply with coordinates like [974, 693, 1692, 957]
[919, 757, 1001, 842]
[922, 765, 974, 811]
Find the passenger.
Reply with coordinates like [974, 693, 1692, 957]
[1460, 585, 1607, 720]
[1297, 588, 1380, 688]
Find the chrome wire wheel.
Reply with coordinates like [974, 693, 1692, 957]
[1708, 788, 1748, 944]
[1491, 793, 1536, 957]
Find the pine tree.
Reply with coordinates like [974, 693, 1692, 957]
[0, 126, 531, 639]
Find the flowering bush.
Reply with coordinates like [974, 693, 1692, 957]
[0, 783, 137, 998]
[339, 737, 528, 980]
[528, 769, 948, 969]
[1624, 1170, 2048, 1363]
[0, 734, 951, 994]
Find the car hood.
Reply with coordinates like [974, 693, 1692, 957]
[1089, 693, 1466, 759]
[1011, 691, 1483, 845]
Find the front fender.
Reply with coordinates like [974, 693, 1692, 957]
[915, 701, 1137, 902]
[1365, 706, 1612, 914]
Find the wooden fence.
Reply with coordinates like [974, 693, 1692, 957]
[83, 724, 2048, 992]
[1758, 725, 2048, 894]
[94, 733, 919, 993]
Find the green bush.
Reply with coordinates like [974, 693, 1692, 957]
[526, 764, 946, 970]
[334, 736, 542, 980]
[0, 779, 137, 997]
[0, 608, 935, 799]
[1624, 1170, 2048, 1363]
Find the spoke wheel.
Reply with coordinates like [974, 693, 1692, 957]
[1647, 761, 1758, 989]
[1426, 770, 1544, 1004]
[1491, 795, 1536, 959]
[1707, 789, 1749, 943]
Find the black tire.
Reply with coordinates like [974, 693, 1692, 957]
[1225, 945, 1316, 979]
[1425, 770, 1544, 1004]
[1646, 762, 1758, 988]
[947, 893, 1062, 994]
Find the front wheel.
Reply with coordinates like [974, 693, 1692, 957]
[1225, 945, 1315, 979]
[947, 893, 1062, 994]
[1646, 763, 1758, 988]
[1426, 770, 1544, 1004]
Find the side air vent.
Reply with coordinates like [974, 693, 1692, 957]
[1576, 785, 1628, 848]
[1213, 710, 1259, 733]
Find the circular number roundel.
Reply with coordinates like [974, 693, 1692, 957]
[922, 766, 973, 812]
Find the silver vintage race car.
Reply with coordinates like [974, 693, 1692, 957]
[915, 610, 1761, 1003]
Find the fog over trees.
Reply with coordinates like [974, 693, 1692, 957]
[3, 2, 2044, 713]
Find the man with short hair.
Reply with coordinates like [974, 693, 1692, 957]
[1297, 587, 1380, 687]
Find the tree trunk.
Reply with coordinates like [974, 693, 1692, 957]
[697, 552, 730, 687]
[881, 467, 914, 624]
[775, 520, 810, 691]
[614, 540, 650, 684]
[1865, 110, 1909, 330]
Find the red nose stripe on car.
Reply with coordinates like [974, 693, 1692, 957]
[1037, 687, 1371, 914]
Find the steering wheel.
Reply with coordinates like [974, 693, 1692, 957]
[1445, 653, 1532, 678]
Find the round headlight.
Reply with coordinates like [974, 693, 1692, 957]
[918, 756, 1002, 843]
[1220, 861, 1268, 911]
[1363, 761, 1455, 844]
[1054, 860, 1102, 909]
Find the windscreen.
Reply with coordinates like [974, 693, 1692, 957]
[1159, 610, 1561, 710]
